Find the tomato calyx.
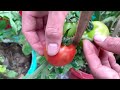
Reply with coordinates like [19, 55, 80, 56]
[62, 29, 73, 46]
[86, 20, 94, 32]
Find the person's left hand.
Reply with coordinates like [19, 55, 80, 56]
[83, 39, 120, 79]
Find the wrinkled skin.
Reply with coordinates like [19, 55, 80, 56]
[83, 36, 120, 79]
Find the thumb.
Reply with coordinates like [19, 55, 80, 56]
[94, 35, 120, 54]
[45, 11, 68, 56]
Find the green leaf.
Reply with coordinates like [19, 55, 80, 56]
[6, 70, 18, 78]
[94, 11, 100, 21]
[18, 34, 26, 44]
[75, 11, 80, 17]
[0, 11, 21, 35]
[63, 64, 73, 73]
[0, 56, 4, 63]
[37, 56, 46, 65]
[22, 42, 32, 56]
[47, 64, 54, 70]
[55, 67, 64, 74]
[0, 65, 6, 73]
[0, 20, 6, 30]
[48, 72, 57, 79]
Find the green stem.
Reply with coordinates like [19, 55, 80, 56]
[22, 61, 48, 79]
[40, 65, 54, 79]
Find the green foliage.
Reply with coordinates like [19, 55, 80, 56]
[0, 20, 6, 30]
[5, 70, 18, 78]
[0, 11, 119, 79]
[0, 11, 32, 56]
[0, 65, 6, 73]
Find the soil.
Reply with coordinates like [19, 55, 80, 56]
[0, 42, 31, 79]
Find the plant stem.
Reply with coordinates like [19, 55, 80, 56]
[72, 11, 93, 46]
[23, 61, 48, 79]
[112, 19, 120, 37]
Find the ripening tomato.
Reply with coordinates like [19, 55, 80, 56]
[82, 21, 110, 41]
[44, 44, 76, 66]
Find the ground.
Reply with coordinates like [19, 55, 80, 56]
[0, 42, 31, 79]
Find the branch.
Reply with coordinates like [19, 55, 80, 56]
[73, 11, 93, 46]
[112, 19, 120, 37]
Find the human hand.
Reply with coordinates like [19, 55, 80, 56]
[83, 35, 120, 79]
[22, 11, 68, 56]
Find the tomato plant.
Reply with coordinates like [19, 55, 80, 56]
[44, 44, 76, 66]
[16, 11, 120, 79]
[0, 11, 32, 56]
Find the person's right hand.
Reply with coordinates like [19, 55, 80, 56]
[22, 11, 68, 56]
[83, 35, 120, 79]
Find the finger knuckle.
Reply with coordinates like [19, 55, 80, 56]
[106, 37, 116, 48]
[107, 38, 120, 52]
[46, 27, 62, 39]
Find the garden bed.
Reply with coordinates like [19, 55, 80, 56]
[0, 42, 31, 79]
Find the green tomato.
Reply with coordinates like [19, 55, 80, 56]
[63, 22, 77, 37]
[82, 21, 109, 41]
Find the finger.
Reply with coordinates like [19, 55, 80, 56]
[83, 40, 119, 79]
[45, 11, 68, 56]
[83, 40, 102, 70]
[25, 11, 48, 17]
[94, 35, 120, 54]
[43, 16, 48, 28]
[22, 11, 44, 55]
[108, 52, 120, 73]
[99, 49, 111, 67]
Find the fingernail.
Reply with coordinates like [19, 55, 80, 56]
[94, 35, 107, 42]
[48, 43, 58, 56]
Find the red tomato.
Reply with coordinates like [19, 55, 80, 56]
[44, 44, 76, 66]
[19, 11, 22, 16]
[5, 24, 11, 29]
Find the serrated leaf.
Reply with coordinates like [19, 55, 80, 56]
[0, 20, 7, 30]
[22, 42, 32, 55]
